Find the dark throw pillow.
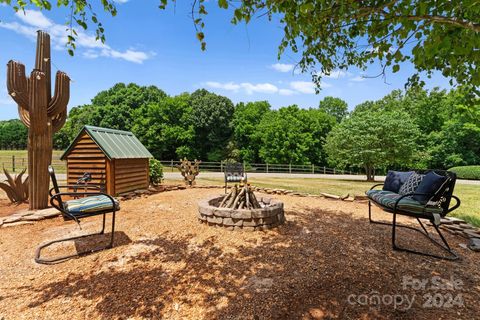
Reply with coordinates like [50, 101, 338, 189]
[412, 171, 449, 204]
[383, 171, 414, 193]
[398, 172, 425, 196]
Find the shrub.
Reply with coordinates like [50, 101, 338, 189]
[449, 165, 480, 180]
[149, 158, 164, 185]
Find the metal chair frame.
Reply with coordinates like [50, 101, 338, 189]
[368, 170, 461, 261]
[224, 162, 247, 193]
[35, 166, 118, 264]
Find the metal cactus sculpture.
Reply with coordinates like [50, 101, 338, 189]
[6, 31, 70, 209]
[177, 158, 201, 186]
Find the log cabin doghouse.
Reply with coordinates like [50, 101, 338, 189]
[61, 126, 153, 196]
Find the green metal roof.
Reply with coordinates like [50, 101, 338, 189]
[61, 125, 153, 160]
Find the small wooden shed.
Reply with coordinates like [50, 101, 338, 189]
[61, 126, 153, 195]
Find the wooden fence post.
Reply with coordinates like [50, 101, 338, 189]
[12, 155, 15, 172]
[171, 159, 174, 172]
[312, 164, 314, 174]
[289, 163, 291, 174]
[266, 163, 269, 173]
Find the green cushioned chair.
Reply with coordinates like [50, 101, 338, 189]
[224, 162, 247, 193]
[35, 166, 120, 264]
[367, 170, 461, 260]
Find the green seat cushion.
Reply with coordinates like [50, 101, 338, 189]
[65, 195, 120, 214]
[366, 190, 443, 215]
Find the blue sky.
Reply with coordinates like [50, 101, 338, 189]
[0, 2, 452, 120]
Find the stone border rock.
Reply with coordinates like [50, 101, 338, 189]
[1, 207, 61, 228]
[2, 183, 479, 247]
[197, 195, 285, 231]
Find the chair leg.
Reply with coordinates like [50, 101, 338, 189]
[369, 202, 458, 260]
[109, 211, 116, 248]
[390, 213, 458, 261]
[35, 213, 114, 265]
[100, 213, 106, 234]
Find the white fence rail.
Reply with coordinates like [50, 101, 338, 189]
[0, 156, 361, 176]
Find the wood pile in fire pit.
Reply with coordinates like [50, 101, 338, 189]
[220, 184, 261, 209]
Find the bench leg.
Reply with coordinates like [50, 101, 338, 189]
[369, 201, 458, 260]
[35, 212, 115, 265]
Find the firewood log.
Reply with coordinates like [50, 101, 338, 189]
[237, 200, 245, 209]
[232, 187, 246, 209]
[250, 191, 261, 208]
[219, 191, 231, 207]
[226, 186, 238, 208]
[245, 186, 251, 209]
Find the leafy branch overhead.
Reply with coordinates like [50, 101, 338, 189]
[2, 0, 478, 88]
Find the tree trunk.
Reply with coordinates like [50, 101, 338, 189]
[365, 165, 375, 182]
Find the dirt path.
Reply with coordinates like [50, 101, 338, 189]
[0, 188, 479, 319]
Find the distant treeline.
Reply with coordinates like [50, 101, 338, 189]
[1, 83, 479, 173]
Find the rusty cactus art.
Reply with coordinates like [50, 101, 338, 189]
[177, 158, 201, 186]
[6, 31, 70, 209]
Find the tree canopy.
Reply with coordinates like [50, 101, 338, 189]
[324, 109, 421, 181]
[256, 105, 335, 164]
[318, 97, 348, 123]
[2, 0, 478, 90]
[3, 82, 478, 179]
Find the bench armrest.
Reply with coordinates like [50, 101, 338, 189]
[49, 185, 103, 197]
[366, 183, 384, 195]
[393, 192, 436, 213]
[446, 195, 461, 214]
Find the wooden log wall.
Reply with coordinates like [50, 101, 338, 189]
[114, 158, 149, 195]
[66, 133, 106, 189]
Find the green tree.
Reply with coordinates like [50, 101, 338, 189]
[131, 94, 195, 160]
[5, 1, 479, 90]
[92, 83, 167, 109]
[231, 101, 271, 163]
[318, 97, 349, 122]
[256, 105, 335, 165]
[0, 119, 27, 149]
[324, 109, 421, 181]
[190, 89, 235, 161]
[58, 83, 167, 143]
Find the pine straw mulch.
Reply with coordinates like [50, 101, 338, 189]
[0, 188, 479, 320]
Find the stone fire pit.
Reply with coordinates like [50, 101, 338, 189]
[197, 195, 285, 231]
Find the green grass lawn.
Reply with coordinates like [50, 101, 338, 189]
[0, 150, 65, 173]
[166, 176, 480, 227]
[0, 150, 64, 157]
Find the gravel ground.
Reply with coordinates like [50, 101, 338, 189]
[0, 188, 479, 319]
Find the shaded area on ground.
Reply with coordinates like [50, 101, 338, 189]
[0, 189, 479, 319]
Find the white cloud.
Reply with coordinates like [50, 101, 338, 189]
[278, 89, 296, 96]
[321, 69, 352, 79]
[204, 81, 279, 95]
[270, 63, 294, 73]
[114, 0, 129, 3]
[204, 80, 329, 96]
[0, 10, 152, 64]
[240, 82, 278, 95]
[16, 10, 52, 28]
[205, 81, 241, 91]
[349, 75, 366, 82]
[289, 81, 317, 94]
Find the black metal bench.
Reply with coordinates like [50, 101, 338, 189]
[367, 170, 461, 260]
[35, 166, 119, 264]
[224, 162, 247, 193]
